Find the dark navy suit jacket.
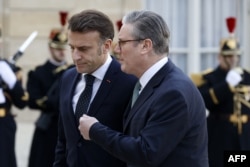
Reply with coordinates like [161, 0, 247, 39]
[53, 59, 137, 167]
[89, 60, 209, 167]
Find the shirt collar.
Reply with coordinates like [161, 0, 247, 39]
[81, 54, 112, 81]
[139, 56, 168, 90]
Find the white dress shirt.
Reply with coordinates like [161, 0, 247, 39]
[139, 57, 168, 93]
[72, 55, 112, 112]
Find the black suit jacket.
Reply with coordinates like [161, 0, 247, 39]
[53, 59, 137, 167]
[89, 60, 209, 167]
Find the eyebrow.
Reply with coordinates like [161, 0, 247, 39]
[69, 44, 92, 50]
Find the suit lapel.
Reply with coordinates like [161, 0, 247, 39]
[87, 59, 119, 116]
[66, 71, 82, 130]
[123, 82, 155, 131]
[123, 60, 175, 131]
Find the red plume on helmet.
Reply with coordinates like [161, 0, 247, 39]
[59, 11, 68, 27]
[116, 19, 122, 31]
[226, 17, 236, 36]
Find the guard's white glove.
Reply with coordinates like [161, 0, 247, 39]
[0, 88, 6, 103]
[226, 68, 242, 87]
[0, 61, 17, 89]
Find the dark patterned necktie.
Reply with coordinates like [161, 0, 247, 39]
[75, 74, 95, 122]
[131, 81, 141, 107]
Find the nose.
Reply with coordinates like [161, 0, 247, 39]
[72, 49, 81, 60]
[58, 49, 66, 55]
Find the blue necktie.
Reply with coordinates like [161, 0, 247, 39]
[75, 74, 95, 122]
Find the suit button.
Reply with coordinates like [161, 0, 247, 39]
[77, 142, 82, 147]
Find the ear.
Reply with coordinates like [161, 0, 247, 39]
[141, 39, 153, 53]
[103, 39, 112, 54]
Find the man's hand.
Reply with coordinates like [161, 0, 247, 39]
[78, 114, 98, 140]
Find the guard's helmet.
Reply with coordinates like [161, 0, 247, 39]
[220, 38, 240, 56]
[219, 17, 241, 56]
[49, 11, 68, 49]
[49, 29, 68, 49]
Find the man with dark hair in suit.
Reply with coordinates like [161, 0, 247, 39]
[53, 9, 137, 167]
[78, 10, 209, 167]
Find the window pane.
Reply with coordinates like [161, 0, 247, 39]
[200, 0, 244, 48]
[200, 53, 218, 71]
[144, 0, 188, 48]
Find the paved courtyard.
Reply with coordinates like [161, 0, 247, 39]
[15, 108, 39, 167]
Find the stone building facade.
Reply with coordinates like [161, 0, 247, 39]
[0, 0, 142, 84]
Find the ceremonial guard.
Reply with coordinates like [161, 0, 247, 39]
[26, 11, 72, 167]
[191, 17, 250, 167]
[0, 60, 28, 167]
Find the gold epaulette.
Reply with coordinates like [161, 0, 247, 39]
[53, 64, 69, 74]
[190, 68, 213, 87]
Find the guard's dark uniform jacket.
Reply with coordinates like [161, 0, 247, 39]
[191, 66, 250, 167]
[0, 64, 28, 167]
[27, 60, 73, 167]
